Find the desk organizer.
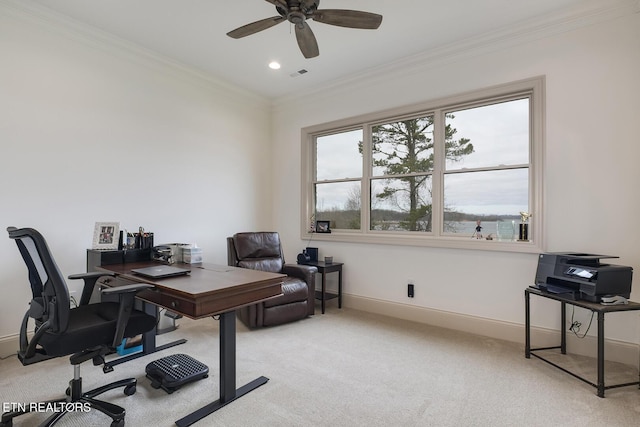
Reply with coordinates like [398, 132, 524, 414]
[181, 247, 203, 264]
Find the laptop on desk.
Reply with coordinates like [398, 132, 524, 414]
[131, 265, 191, 279]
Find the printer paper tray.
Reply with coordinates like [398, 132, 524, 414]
[544, 284, 579, 299]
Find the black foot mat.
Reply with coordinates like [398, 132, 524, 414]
[146, 353, 209, 394]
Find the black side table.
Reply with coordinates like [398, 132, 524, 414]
[302, 261, 343, 314]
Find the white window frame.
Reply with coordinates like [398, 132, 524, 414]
[301, 77, 545, 253]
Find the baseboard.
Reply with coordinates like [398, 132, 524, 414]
[343, 293, 640, 367]
[0, 333, 19, 360]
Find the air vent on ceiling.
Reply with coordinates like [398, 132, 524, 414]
[290, 69, 308, 78]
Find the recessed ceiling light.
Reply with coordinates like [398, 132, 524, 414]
[268, 61, 281, 70]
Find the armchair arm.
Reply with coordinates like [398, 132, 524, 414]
[101, 283, 155, 348]
[282, 263, 317, 287]
[68, 272, 115, 306]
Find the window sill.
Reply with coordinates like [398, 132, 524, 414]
[301, 230, 543, 254]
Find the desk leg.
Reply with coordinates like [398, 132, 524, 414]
[175, 311, 269, 427]
[338, 269, 342, 309]
[525, 290, 531, 358]
[560, 302, 567, 354]
[597, 311, 605, 397]
[321, 271, 327, 314]
[220, 310, 237, 401]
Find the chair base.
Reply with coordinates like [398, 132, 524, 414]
[0, 376, 137, 427]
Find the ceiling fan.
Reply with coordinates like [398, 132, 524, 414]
[227, 0, 383, 59]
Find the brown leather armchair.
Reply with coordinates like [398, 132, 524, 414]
[227, 232, 317, 328]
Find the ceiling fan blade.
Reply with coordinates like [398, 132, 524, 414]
[295, 22, 319, 59]
[227, 16, 285, 39]
[312, 9, 383, 29]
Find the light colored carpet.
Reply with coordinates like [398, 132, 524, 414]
[1, 307, 640, 426]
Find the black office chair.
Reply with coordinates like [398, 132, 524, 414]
[1, 227, 157, 427]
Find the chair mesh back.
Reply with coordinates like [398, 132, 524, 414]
[9, 228, 70, 333]
[16, 237, 48, 297]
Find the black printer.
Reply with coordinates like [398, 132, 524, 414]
[534, 252, 633, 302]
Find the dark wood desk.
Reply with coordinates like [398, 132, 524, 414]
[302, 261, 343, 314]
[525, 287, 640, 397]
[98, 262, 284, 426]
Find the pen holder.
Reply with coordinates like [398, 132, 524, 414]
[135, 232, 154, 249]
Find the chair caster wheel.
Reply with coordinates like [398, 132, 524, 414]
[123, 384, 136, 396]
[110, 419, 124, 427]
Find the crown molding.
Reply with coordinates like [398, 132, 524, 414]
[0, 0, 270, 109]
[273, 0, 638, 108]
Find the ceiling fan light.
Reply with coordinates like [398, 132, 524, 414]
[269, 61, 281, 70]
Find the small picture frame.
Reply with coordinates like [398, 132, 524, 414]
[315, 220, 331, 233]
[92, 222, 120, 250]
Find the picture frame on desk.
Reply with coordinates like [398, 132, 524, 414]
[315, 220, 331, 233]
[92, 222, 120, 250]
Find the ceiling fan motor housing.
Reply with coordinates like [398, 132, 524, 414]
[277, 1, 319, 24]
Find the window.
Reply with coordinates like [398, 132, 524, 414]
[302, 77, 544, 252]
[314, 129, 363, 230]
[371, 116, 434, 232]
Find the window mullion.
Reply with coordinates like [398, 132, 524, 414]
[444, 164, 530, 175]
[432, 109, 445, 237]
[363, 124, 372, 233]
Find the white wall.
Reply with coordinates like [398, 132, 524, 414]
[0, 9, 272, 338]
[272, 11, 640, 347]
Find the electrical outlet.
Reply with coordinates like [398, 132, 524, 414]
[408, 283, 415, 298]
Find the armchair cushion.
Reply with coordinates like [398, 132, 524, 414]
[238, 258, 283, 273]
[234, 232, 284, 273]
[234, 233, 282, 259]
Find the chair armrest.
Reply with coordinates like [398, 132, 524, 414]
[101, 283, 155, 348]
[283, 264, 317, 315]
[68, 272, 116, 306]
[283, 264, 317, 286]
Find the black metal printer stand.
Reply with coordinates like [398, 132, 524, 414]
[525, 287, 640, 397]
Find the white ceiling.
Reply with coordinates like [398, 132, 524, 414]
[25, 0, 598, 100]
